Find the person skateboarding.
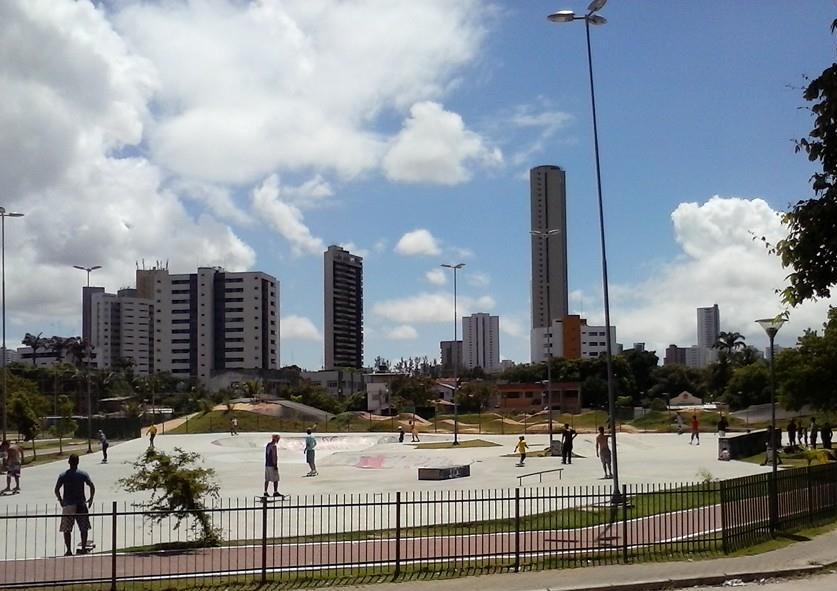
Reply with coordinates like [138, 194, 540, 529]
[410, 421, 420, 443]
[398, 426, 405, 443]
[560, 424, 577, 465]
[596, 426, 613, 479]
[304, 429, 317, 477]
[264, 434, 283, 498]
[54, 454, 95, 556]
[230, 417, 239, 436]
[97, 430, 109, 463]
[146, 424, 158, 449]
[514, 436, 529, 467]
[690, 414, 700, 445]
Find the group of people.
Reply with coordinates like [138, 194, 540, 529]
[397, 422, 421, 443]
[784, 417, 833, 450]
[512, 424, 614, 479]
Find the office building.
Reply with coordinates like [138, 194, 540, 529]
[89, 289, 154, 375]
[324, 245, 363, 369]
[531, 314, 617, 362]
[439, 340, 463, 373]
[462, 313, 500, 373]
[135, 266, 279, 382]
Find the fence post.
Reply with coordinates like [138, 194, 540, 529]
[394, 492, 402, 579]
[719, 479, 729, 554]
[621, 485, 628, 564]
[261, 496, 268, 585]
[514, 488, 521, 573]
[807, 465, 814, 526]
[110, 501, 117, 591]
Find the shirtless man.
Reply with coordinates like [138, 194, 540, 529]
[595, 426, 613, 479]
[1, 440, 23, 493]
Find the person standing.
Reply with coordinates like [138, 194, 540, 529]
[674, 412, 684, 435]
[800, 422, 808, 447]
[398, 426, 405, 443]
[264, 434, 282, 498]
[690, 414, 700, 445]
[596, 426, 613, 479]
[717, 415, 729, 438]
[810, 418, 819, 449]
[1, 440, 23, 494]
[787, 418, 798, 447]
[97, 430, 109, 463]
[410, 422, 420, 443]
[230, 417, 239, 437]
[304, 429, 317, 477]
[514, 436, 529, 467]
[146, 424, 158, 449]
[54, 454, 95, 556]
[560, 424, 577, 465]
[822, 422, 833, 450]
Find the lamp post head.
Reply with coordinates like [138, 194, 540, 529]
[0, 208, 24, 218]
[755, 317, 786, 341]
[588, 14, 607, 25]
[441, 263, 465, 270]
[548, 10, 576, 23]
[587, 0, 608, 13]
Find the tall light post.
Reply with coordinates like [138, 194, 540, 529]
[73, 265, 101, 453]
[0, 207, 24, 442]
[548, 0, 620, 498]
[531, 228, 561, 453]
[756, 316, 785, 534]
[441, 263, 465, 446]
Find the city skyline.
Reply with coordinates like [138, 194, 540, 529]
[3, 2, 837, 370]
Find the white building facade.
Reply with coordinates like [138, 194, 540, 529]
[462, 313, 500, 373]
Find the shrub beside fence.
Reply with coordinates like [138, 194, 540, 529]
[1, 464, 836, 590]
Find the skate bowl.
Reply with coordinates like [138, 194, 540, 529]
[211, 433, 397, 454]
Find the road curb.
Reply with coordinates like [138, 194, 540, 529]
[546, 563, 828, 591]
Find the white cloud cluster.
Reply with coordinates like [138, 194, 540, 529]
[251, 175, 325, 256]
[385, 325, 419, 340]
[372, 292, 495, 324]
[280, 315, 322, 342]
[395, 229, 442, 257]
[383, 102, 502, 184]
[425, 268, 447, 286]
[612, 196, 836, 352]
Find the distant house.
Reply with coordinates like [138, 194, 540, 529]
[669, 391, 703, 407]
[495, 382, 582, 413]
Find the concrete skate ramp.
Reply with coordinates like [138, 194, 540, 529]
[212, 434, 396, 454]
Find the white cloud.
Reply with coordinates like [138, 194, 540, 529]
[281, 175, 335, 208]
[425, 268, 447, 286]
[373, 292, 495, 324]
[383, 101, 502, 185]
[385, 325, 419, 340]
[251, 175, 325, 256]
[612, 196, 837, 352]
[394, 229, 442, 257]
[171, 179, 253, 226]
[466, 272, 490, 288]
[113, 1, 488, 185]
[281, 315, 322, 342]
[500, 317, 526, 339]
[339, 242, 369, 258]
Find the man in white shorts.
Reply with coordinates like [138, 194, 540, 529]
[264, 434, 282, 497]
[54, 454, 95, 556]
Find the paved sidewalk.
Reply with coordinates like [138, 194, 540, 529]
[326, 527, 837, 591]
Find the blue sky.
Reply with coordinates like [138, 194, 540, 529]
[4, 1, 837, 369]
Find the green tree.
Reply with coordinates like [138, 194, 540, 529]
[648, 364, 704, 400]
[390, 375, 434, 411]
[776, 308, 837, 412]
[456, 380, 496, 412]
[49, 395, 77, 455]
[9, 390, 47, 458]
[621, 349, 659, 400]
[22, 332, 46, 367]
[723, 362, 770, 410]
[775, 19, 837, 306]
[714, 331, 746, 356]
[119, 448, 221, 545]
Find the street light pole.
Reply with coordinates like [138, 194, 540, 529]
[441, 263, 465, 446]
[756, 316, 786, 534]
[73, 265, 102, 454]
[531, 229, 561, 453]
[548, 0, 620, 498]
[0, 207, 24, 442]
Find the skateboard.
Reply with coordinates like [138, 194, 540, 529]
[304, 472, 318, 477]
[256, 495, 287, 502]
[76, 542, 96, 554]
[0, 489, 20, 496]
[515, 463, 525, 468]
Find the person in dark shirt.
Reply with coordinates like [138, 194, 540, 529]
[560, 424, 577, 464]
[822, 422, 833, 450]
[717, 415, 729, 438]
[54, 454, 95, 556]
[264, 434, 282, 497]
[787, 419, 798, 447]
[97, 430, 109, 463]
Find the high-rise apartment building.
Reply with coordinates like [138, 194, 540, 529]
[439, 340, 463, 373]
[89, 288, 154, 374]
[531, 315, 617, 362]
[697, 304, 720, 349]
[135, 266, 279, 382]
[530, 165, 569, 362]
[324, 245, 363, 369]
[463, 313, 500, 373]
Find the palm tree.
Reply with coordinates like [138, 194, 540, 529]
[714, 331, 746, 355]
[22, 332, 46, 367]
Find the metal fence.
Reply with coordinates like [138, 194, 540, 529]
[720, 462, 837, 553]
[4, 465, 836, 591]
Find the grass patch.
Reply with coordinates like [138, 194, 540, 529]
[415, 439, 499, 449]
[728, 519, 837, 557]
[168, 411, 317, 435]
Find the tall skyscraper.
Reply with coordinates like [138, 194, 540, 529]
[530, 165, 569, 362]
[463, 313, 500, 373]
[697, 304, 720, 349]
[324, 245, 363, 369]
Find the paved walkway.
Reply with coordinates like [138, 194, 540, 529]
[325, 526, 837, 591]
